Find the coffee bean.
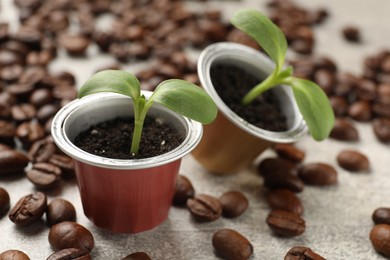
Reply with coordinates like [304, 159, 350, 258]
[348, 100, 372, 121]
[266, 209, 305, 237]
[373, 208, 390, 225]
[273, 144, 305, 163]
[11, 103, 36, 122]
[284, 246, 325, 260]
[172, 175, 195, 206]
[330, 118, 359, 141]
[121, 252, 152, 260]
[187, 194, 222, 222]
[263, 170, 304, 193]
[219, 191, 248, 218]
[337, 150, 370, 172]
[342, 26, 360, 42]
[370, 224, 390, 257]
[47, 248, 91, 260]
[49, 222, 94, 252]
[46, 198, 76, 227]
[267, 189, 303, 215]
[212, 229, 253, 260]
[257, 157, 296, 177]
[26, 162, 62, 189]
[298, 163, 337, 185]
[15, 120, 45, 148]
[0, 120, 16, 146]
[48, 154, 75, 178]
[0, 149, 29, 175]
[0, 250, 30, 260]
[28, 137, 57, 162]
[0, 187, 10, 217]
[373, 118, 390, 142]
[9, 192, 47, 226]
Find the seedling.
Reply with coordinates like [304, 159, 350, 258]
[78, 70, 218, 155]
[231, 9, 334, 141]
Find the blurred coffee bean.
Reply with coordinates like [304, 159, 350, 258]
[263, 170, 304, 193]
[273, 144, 305, 163]
[26, 162, 62, 189]
[0, 187, 10, 217]
[0, 250, 30, 260]
[336, 150, 370, 172]
[121, 252, 152, 260]
[0, 120, 16, 146]
[373, 118, 390, 142]
[0, 149, 29, 175]
[15, 120, 45, 148]
[298, 163, 337, 185]
[329, 96, 349, 117]
[266, 209, 305, 237]
[11, 103, 36, 122]
[348, 100, 372, 121]
[9, 192, 47, 226]
[219, 191, 248, 218]
[46, 198, 76, 227]
[330, 118, 359, 141]
[342, 26, 361, 42]
[48, 154, 75, 178]
[373, 208, 390, 225]
[187, 194, 222, 222]
[172, 175, 195, 206]
[284, 246, 325, 260]
[28, 137, 57, 163]
[370, 224, 390, 257]
[267, 189, 303, 215]
[49, 222, 94, 252]
[212, 229, 253, 260]
[59, 34, 90, 56]
[46, 248, 91, 260]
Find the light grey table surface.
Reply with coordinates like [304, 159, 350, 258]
[1, 0, 390, 259]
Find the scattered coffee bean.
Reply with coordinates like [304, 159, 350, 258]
[46, 198, 76, 227]
[0, 149, 29, 176]
[266, 209, 305, 237]
[172, 175, 195, 206]
[298, 163, 338, 185]
[187, 194, 222, 222]
[336, 150, 370, 172]
[26, 162, 62, 189]
[48, 221, 94, 252]
[373, 118, 390, 142]
[267, 189, 303, 216]
[0, 250, 30, 260]
[46, 248, 91, 260]
[219, 191, 248, 218]
[121, 252, 152, 260]
[373, 208, 390, 225]
[330, 118, 359, 141]
[342, 26, 361, 42]
[273, 144, 305, 163]
[212, 229, 253, 260]
[370, 224, 390, 257]
[284, 246, 325, 260]
[9, 191, 47, 226]
[0, 187, 10, 217]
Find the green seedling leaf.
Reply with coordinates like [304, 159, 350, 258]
[78, 70, 140, 101]
[150, 79, 218, 124]
[289, 78, 335, 141]
[231, 8, 287, 70]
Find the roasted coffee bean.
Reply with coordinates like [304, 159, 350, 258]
[348, 100, 372, 121]
[49, 221, 94, 252]
[266, 209, 305, 237]
[47, 248, 91, 260]
[187, 194, 222, 222]
[330, 118, 359, 141]
[28, 137, 57, 162]
[257, 157, 295, 177]
[212, 229, 253, 260]
[329, 96, 349, 117]
[121, 252, 152, 260]
[284, 246, 325, 260]
[219, 191, 248, 218]
[9, 192, 47, 226]
[173, 175, 195, 206]
[267, 189, 303, 216]
[46, 198, 76, 227]
[49, 154, 75, 178]
[337, 150, 370, 172]
[0, 250, 30, 260]
[29, 88, 53, 107]
[0, 120, 16, 146]
[0, 187, 10, 217]
[59, 34, 90, 56]
[263, 170, 304, 193]
[298, 163, 337, 185]
[370, 224, 390, 257]
[11, 103, 36, 122]
[273, 144, 305, 163]
[342, 26, 361, 42]
[373, 208, 390, 225]
[373, 118, 390, 142]
[0, 149, 29, 175]
[15, 120, 45, 148]
[26, 162, 62, 189]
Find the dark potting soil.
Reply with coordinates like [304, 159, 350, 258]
[73, 117, 184, 159]
[210, 63, 288, 132]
